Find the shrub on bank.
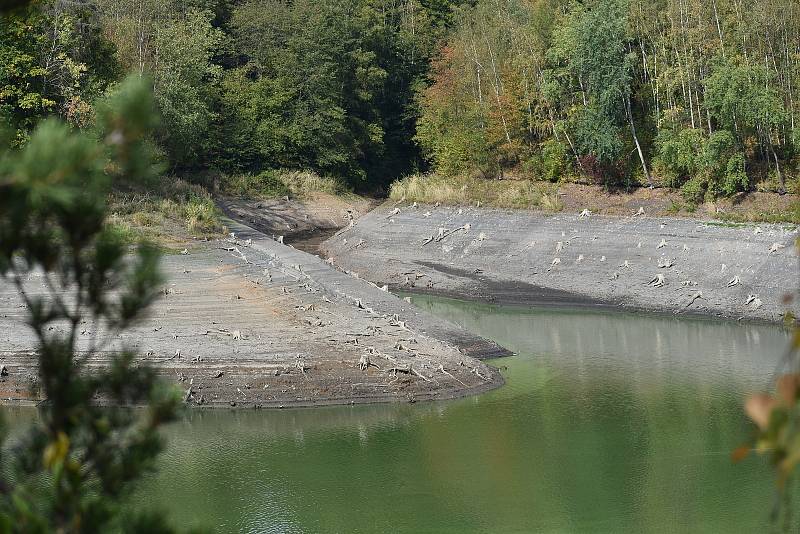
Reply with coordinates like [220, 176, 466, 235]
[221, 170, 291, 198]
[220, 169, 349, 200]
[109, 177, 225, 244]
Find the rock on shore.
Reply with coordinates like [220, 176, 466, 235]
[321, 203, 799, 322]
[0, 219, 505, 408]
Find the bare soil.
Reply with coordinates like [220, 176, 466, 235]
[216, 192, 378, 252]
[0, 215, 505, 409]
[556, 183, 798, 222]
[321, 201, 799, 323]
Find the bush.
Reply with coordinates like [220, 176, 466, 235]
[656, 127, 751, 198]
[108, 177, 224, 242]
[221, 171, 291, 198]
[528, 139, 569, 182]
[701, 131, 750, 196]
[681, 174, 707, 205]
[722, 152, 749, 196]
[702, 130, 737, 169]
[578, 154, 605, 185]
[184, 197, 218, 233]
[652, 159, 680, 188]
[653, 126, 704, 186]
[220, 169, 348, 200]
[415, 110, 492, 178]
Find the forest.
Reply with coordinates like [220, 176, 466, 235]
[2, 2, 800, 530]
[2, 0, 799, 203]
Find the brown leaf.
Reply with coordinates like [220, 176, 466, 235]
[745, 394, 776, 431]
[778, 374, 800, 405]
[731, 445, 751, 463]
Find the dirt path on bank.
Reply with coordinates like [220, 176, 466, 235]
[216, 193, 379, 255]
[0, 215, 505, 408]
[321, 202, 799, 323]
[553, 182, 797, 221]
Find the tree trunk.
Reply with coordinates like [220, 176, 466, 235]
[561, 126, 583, 172]
[770, 141, 786, 194]
[626, 95, 651, 186]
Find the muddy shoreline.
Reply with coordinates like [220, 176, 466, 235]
[0, 213, 507, 409]
[4, 197, 797, 410]
[322, 202, 799, 324]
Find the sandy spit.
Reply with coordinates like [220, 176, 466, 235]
[0, 218, 506, 409]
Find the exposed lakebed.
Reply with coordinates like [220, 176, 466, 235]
[4, 296, 790, 532]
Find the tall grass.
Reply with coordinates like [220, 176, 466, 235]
[109, 177, 225, 244]
[282, 170, 347, 196]
[717, 200, 800, 224]
[220, 169, 349, 200]
[390, 174, 562, 211]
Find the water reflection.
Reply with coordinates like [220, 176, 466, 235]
[4, 298, 790, 533]
[415, 297, 784, 389]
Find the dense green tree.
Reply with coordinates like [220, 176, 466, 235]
[96, 0, 224, 170]
[416, 0, 800, 196]
[0, 5, 51, 141]
[704, 57, 789, 191]
[1, 0, 477, 186]
[151, 8, 223, 168]
[224, 0, 388, 183]
[0, 2, 117, 142]
[4, 0, 800, 194]
[221, 0, 469, 187]
[0, 76, 185, 533]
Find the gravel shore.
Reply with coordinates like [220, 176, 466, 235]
[321, 202, 799, 322]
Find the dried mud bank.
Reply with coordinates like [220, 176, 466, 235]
[216, 194, 377, 255]
[321, 203, 799, 323]
[0, 219, 505, 408]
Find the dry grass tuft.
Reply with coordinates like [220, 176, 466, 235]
[109, 177, 225, 246]
[221, 169, 349, 200]
[390, 174, 562, 211]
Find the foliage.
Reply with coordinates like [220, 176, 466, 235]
[150, 8, 223, 169]
[220, 169, 348, 200]
[738, 314, 800, 529]
[722, 152, 748, 196]
[415, 0, 800, 196]
[0, 2, 117, 143]
[653, 127, 704, 186]
[221, 0, 442, 186]
[703, 57, 787, 137]
[679, 174, 708, 205]
[88, 0, 467, 184]
[565, 0, 632, 166]
[221, 170, 291, 199]
[524, 138, 569, 183]
[0, 6, 53, 141]
[95, 0, 223, 170]
[0, 76, 184, 533]
[109, 177, 225, 244]
[4, 0, 800, 195]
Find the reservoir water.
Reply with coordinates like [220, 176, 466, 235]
[4, 296, 791, 532]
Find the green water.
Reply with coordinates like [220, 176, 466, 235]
[5, 298, 792, 532]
